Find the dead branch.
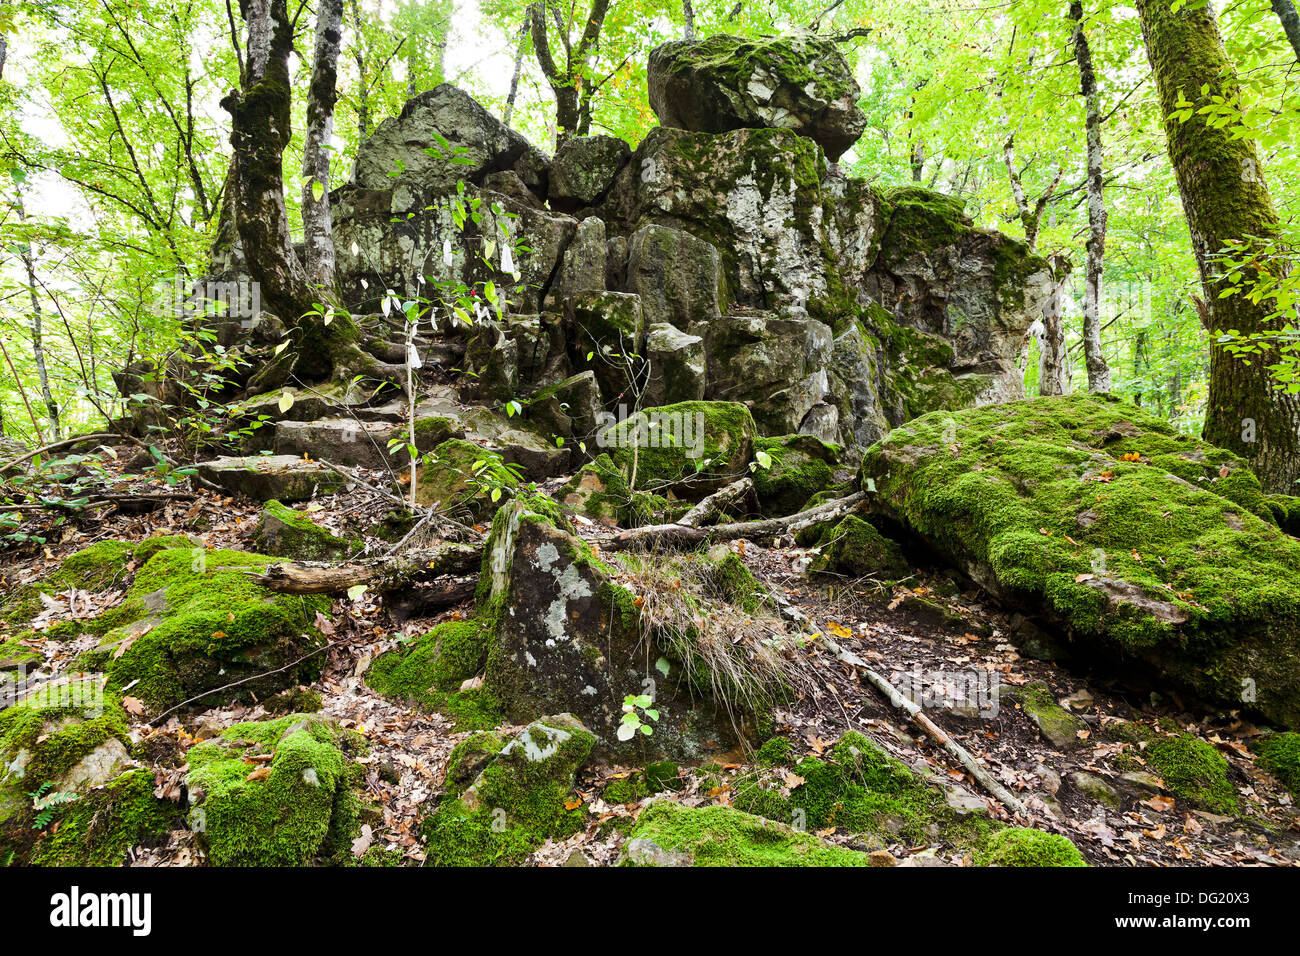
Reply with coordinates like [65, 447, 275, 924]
[249, 542, 481, 594]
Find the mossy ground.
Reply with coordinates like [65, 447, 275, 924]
[365, 617, 503, 729]
[253, 500, 362, 560]
[28, 769, 184, 866]
[1251, 733, 1300, 799]
[185, 713, 364, 866]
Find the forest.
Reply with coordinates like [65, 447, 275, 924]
[0, 0, 1298, 892]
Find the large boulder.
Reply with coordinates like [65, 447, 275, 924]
[647, 33, 866, 161]
[478, 498, 763, 760]
[351, 83, 547, 195]
[548, 135, 630, 211]
[861, 395, 1300, 728]
[195, 455, 345, 503]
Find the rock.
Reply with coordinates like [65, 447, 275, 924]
[195, 455, 345, 502]
[622, 802, 870, 866]
[253, 500, 362, 561]
[704, 311, 834, 436]
[524, 371, 601, 443]
[1009, 681, 1085, 749]
[1144, 734, 1238, 814]
[423, 714, 595, 866]
[802, 515, 909, 580]
[751, 434, 838, 516]
[478, 497, 757, 760]
[186, 714, 361, 866]
[864, 187, 1054, 409]
[1119, 771, 1164, 793]
[625, 223, 722, 330]
[827, 322, 889, 451]
[412, 438, 519, 516]
[231, 383, 372, 451]
[862, 394, 1300, 729]
[352, 83, 546, 195]
[1070, 771, 1121, 808]
[410, 400, 571, 479]
[643, 322, 707, 408]
[647, 33, 866, 161]
[867, 849, 897, 867]
[548, 135, 630, 211]
[274, 418, 398, 471]
[550, 216, 608, 305]
[558, 454, 632, 527]
[74, 544, 330, 710]
[568, 290, 646, 400]
[597, 400, 757, 499]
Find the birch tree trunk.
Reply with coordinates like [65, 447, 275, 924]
[1137, 0, 1300, 493]
[301, 0, 344, 291]
[504, 12, 531, 127]
[1272, 0, 1300, 61]
[1071, 0, 1112, 394]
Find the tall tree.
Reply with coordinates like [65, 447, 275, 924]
[1070, 0, 1112, 393]
[301, 0, 344, 291]
[1272, 0, 1300, 61]
[1137, 0, 1300, 492]
[529, 0, 613, 146]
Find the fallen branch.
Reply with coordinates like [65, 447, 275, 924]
[249, 542, 481, 594]
[0, 432, 120, 474]
[599, 490, 866, 551]
[678, 476, 753, 528]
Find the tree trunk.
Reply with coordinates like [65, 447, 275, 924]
[682, 0, 697, 40]
[222, 0, 360, 384]
[1137, 0, 1300, 493]
[14, 189, 60, 437]
[301, 0, 344, 291]
[503, 13, 531, 127]
[349, 0, 370, 138]
[1273, 0, 1300, 61]
[1071, 0, 1112, 394]
[1038, 256, 1071, 397]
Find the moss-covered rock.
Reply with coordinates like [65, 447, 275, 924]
[861, 394, 1300, 728]
[559, 453, 633, 526]
[76, 545, 330, 711]
[976, 827, 1087, 867]
[28, 769, 184, 866]
[413, 438, 521, 517]
[0, 540, 136, 636]
[0, 677, 132, 828]
[599, 401, 757, 499]
[423, 714, 594, 866]
[622, 802, 870, 867]
[804, 514, 909, 579]
[185, 713, 363, 866]
[752, 434, 838, 516]
[1251, 732, 1300, 799]
[733, 732, 991, 847]
[1144, 734, 1238, 814]
[1006, 681, 1085, 749]
[365, 618, 501, 729]
[253, 500, 362, 560]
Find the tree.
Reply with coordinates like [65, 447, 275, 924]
[1137, 0, 1300, 492]
[301, 0, 345, 290]
[529, 0, 614, 146]
[1071, 0, 1112, 394]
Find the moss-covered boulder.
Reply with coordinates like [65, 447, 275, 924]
[185, 713, 363, 866]
[598, 401, 757, 499]
[647, 34, 866, 161]
[622, 802, 870, 867]
[1005, 681, 1086, 750]
[862, 394, 1300, 728]
[478, 497, 763, 761]
[76, 545, 330, 711]
[1144, 734, 1238, 814]
[412, 438, 520, 516]
[253, 500, 362, 561]
[27, 769, 184, 866]
[365, 617, 501, 730]
[976, 827, 1087, 867]
[1251, 732, 1300, 799]
[733, 732, 990, 847]
[0, 678, 132, 828]
[804, 514, 909, 580]
[559, 453, 633, 527]
[752, 434, 838, 516]
[423, 714, 595, 866]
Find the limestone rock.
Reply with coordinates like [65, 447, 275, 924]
[647, 34, 866, 161]
[195, 455, 345, 503]
[548, 135, 630, 211]
[644, 322, 706, 406]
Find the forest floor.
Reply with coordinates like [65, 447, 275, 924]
[4, 456, 1299, 868]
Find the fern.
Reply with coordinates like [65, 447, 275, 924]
[28, 782, 78, 830]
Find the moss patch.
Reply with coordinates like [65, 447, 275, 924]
[976, 827, 1087, 867]
[1145, 734, 1238, 814]
[600, 401, 757, 498]
[253, 500, 362, 560]
[1251, 732, 1300, 799]
[365, 618, 500, 729]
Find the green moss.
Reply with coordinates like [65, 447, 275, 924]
[423, 716, 595, 866]
[1013, 681, 1085, 748]
[1145, 735, 1238, 814]
[185, 713, 363, 866]
[30, 769, 183, 866]
[1251, 733, 1300, 799]
[976, 827, 1087, 867]
[558, 453, 633, 525]
[861, 394, 1300, 726]
[752, 435, 837, 517]
[600, 401, 757, 496]
[414, 439, 520, 516]
[753, 736, 796, 767]
[253, 500, 361, 560]
[707, 553, 765, 614]
[602, 762, 680, 804]
[80, 546, 330, 710]
[734, 731, 989, 847]
[806, 514, 909, 579]
[366, 619, 493, 713]
[624, 802, 870, 867]
[0, 540, 136, 634]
